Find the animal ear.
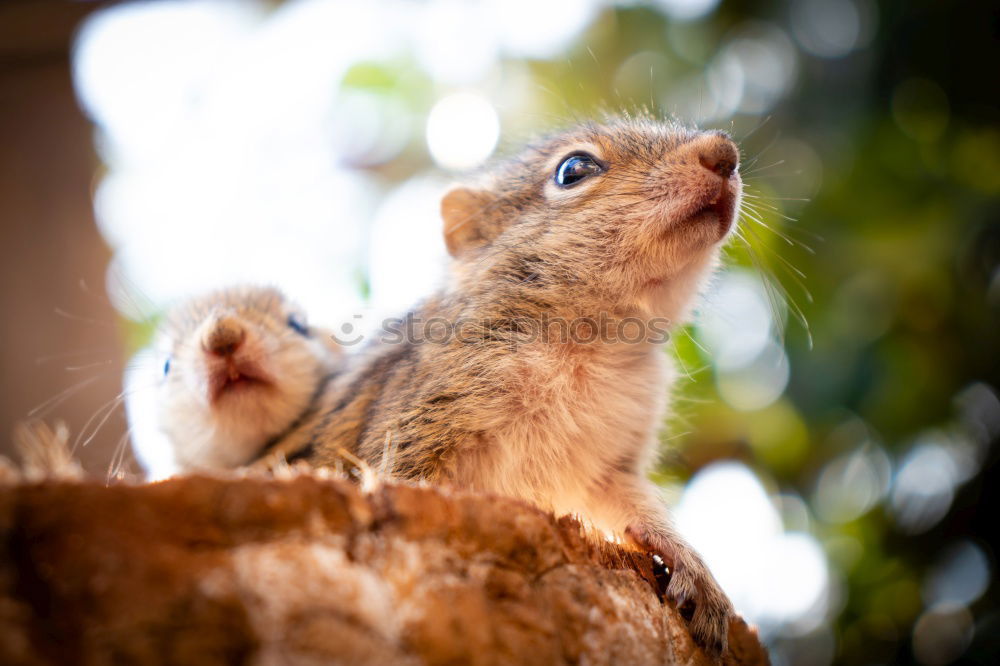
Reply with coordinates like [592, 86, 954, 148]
[441, 186, 494, 258]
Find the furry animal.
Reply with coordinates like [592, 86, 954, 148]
[127, 286, 341, 476]
[256, 117, 743, 655]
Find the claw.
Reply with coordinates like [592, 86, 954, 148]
[626, 523, 733, 657]
[651, 553, 672, 597]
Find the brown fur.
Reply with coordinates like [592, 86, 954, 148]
[6, 420, 83, 482]
[257, 117, 743, 655]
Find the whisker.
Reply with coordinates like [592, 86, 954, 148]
[741, 238, 791, 345]
[741, 223, 814, 303]
[35, 347, 119, 364]
[106, 427, 134, 485]
[53, 308, 116, 328]
[741, 192, 811, 203]
[65, 359, 117, 372]
[739, 206, 815, 254]
[735, 115, 772, 145]
[28, 375, 102, 418]
[742, 199, 807, 226]
[73, 376, 162, 455]
[740, 159, 786, 176]
[73, 394, 126, 452]
[747, 238, 812, 348]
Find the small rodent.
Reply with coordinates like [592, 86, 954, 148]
[258, 117, 743, 654]
[126, 286, 341, 477]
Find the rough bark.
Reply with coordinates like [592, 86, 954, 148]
[0, 473, 769, 665]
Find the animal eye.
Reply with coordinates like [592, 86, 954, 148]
[554, 153, 603, 187]
[163, 358, 171, 376]
[287, 314, 310, 337]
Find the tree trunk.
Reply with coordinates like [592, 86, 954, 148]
[0, 474, 769, 665]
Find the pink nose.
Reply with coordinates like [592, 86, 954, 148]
[202, 316, 245, 357]
[697, 135, 739, 179]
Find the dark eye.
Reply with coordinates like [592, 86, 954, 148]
[287, 313, 310, 336]
[555, 153, 603, 187]
[163, 358, 171, 376]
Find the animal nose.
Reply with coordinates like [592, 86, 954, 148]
[202, 316, 245, 357]
[697, 135, 739, 179]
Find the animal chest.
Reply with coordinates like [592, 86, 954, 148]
[473, 343, 670, 505]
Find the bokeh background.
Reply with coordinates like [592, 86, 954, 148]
[1, 0, 998, 664]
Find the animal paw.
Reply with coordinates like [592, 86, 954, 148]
[626, 523, 734, 657]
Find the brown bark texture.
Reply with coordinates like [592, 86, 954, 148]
[0, 473, 769, 666]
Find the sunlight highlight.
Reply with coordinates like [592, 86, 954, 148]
[676, 462, 830, 637]
[426, 92, 501, 171]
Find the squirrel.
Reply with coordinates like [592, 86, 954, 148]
[252, 116, 743, 655]
[125, 286, 342, 477]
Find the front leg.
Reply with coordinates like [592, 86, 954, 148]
[588, 472, 734, 657]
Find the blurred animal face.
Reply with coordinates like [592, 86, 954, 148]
[156, 287, 336, 469]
